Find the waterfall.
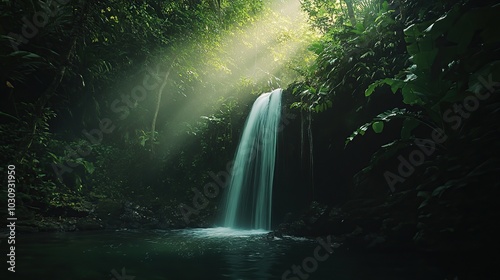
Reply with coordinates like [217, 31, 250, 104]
[221, 88, 282, 230]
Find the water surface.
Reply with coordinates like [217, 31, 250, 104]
[13, 228, 449, 279]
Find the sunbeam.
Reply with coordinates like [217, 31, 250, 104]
[155, 0, 318, 155]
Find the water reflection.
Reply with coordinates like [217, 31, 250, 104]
[172, 227, 284, 279]
[15, 228, 449, 280]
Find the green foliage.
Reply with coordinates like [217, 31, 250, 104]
[0, 48, 53, 86]
[301, 0, 343, 32]
[137, 130, 158, 149]
[345, 108, 424, 146]
[292, 0, 405, 116]
[301, 0, 386, 32]
[342, 0, 500, 197]
[359, 1, 500, 140]
[0, 105, 59, 209]
[290, 84, 332, 113]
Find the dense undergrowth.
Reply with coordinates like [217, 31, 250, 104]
[0, 0, 498, 252]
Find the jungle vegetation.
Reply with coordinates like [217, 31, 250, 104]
[0, 0, 498, 246]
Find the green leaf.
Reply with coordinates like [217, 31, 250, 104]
[0, 111, 19, 121]
[387, 79, 405, 93]
[401, 85, 423, 105]
[365, 80, 384, 96]
[382, 1, 389, 11]
[359, 125, 368, 136]
[403, 24, 421, 44]
[372, 121, 384, 133]
[365, 78, 402, 96]
[82, 162, 95, 174]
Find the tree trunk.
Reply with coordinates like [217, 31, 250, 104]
[344, 0, 357, 26]
[150, 59, 176, 154]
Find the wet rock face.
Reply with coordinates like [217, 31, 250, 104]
[274, 174, 500, 253]
[91, 199, 154, 229]
[11, 196, 217, 233]
[76, 217, 103, 231]
[119, 201, 155, 229]
[94, 199, 123, 228]
[274, 202, 337, 237]
[273, 195, 419, 251]
[14, 216, 93, 233]
[413, 178, 500, 252]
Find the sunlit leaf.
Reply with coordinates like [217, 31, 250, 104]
[372, 121, 384, 133]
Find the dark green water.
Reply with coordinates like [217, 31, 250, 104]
[7, 228, 458, 279]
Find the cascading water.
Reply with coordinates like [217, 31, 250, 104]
[221, 88, 282, 230]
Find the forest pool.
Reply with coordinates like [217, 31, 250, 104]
[11, 228, 465, 279]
